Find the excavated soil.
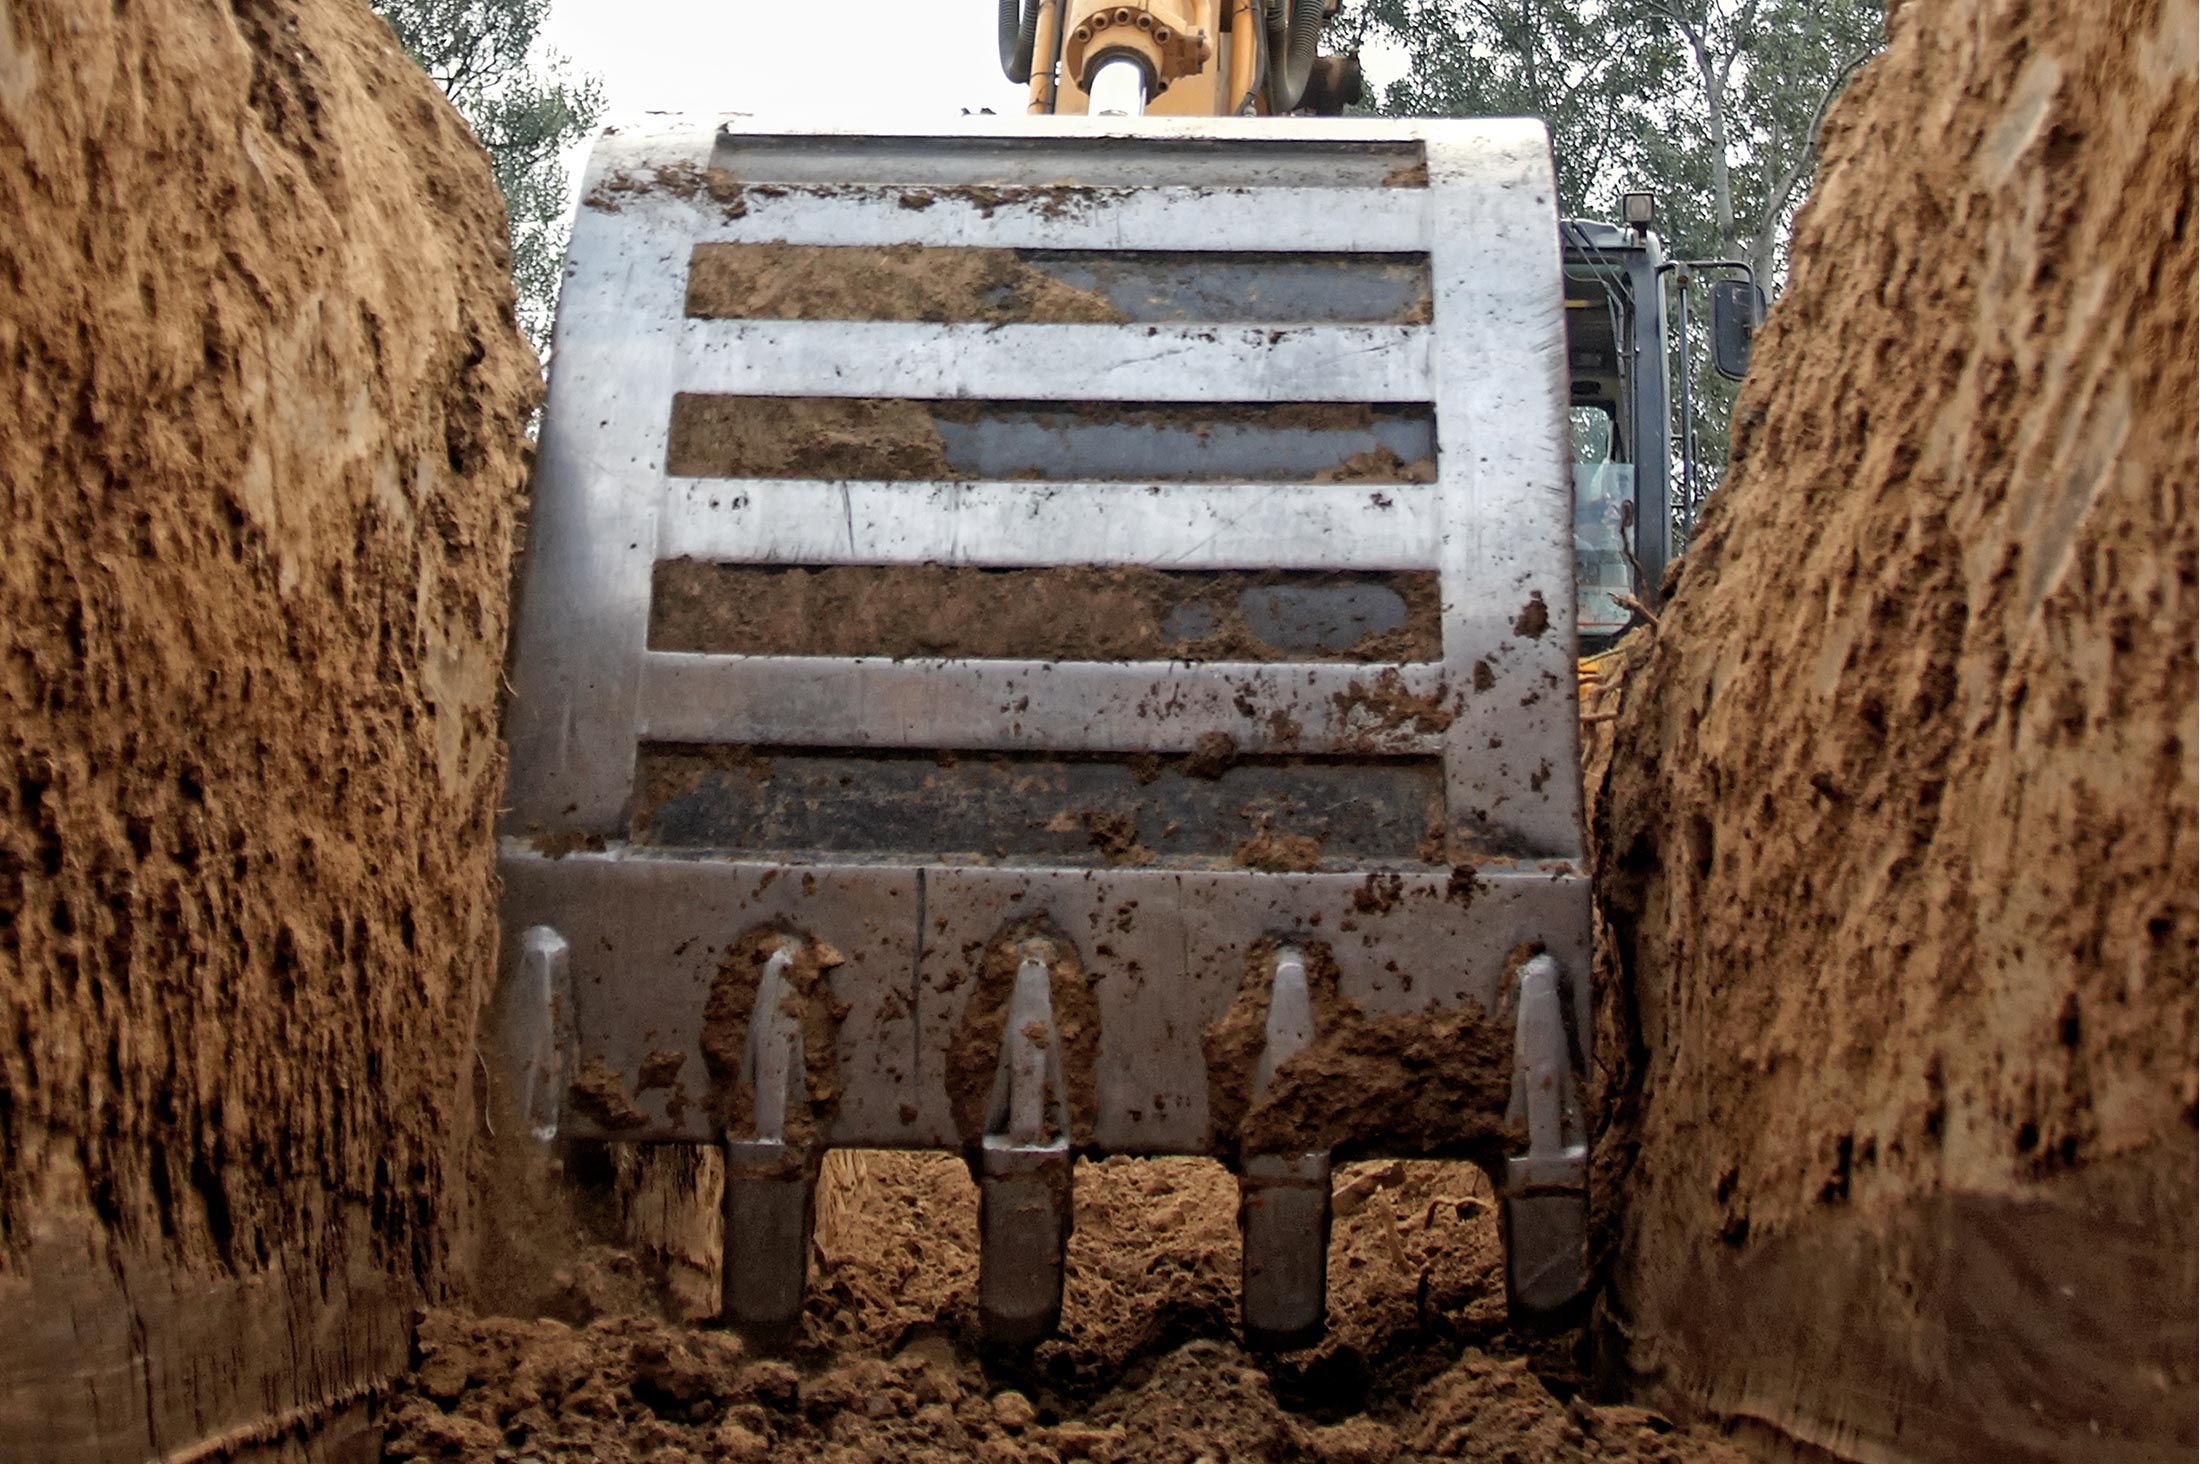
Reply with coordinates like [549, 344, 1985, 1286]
[667, 395, 966, 482]
[1595, 1, 2197, 1460]
[687, 243, 1131, 324]
[14, 0, 2191, 1457]
[1201, 943, 1517, 1160]
[943, 923, 1106, 1146]
[387, 1155, 1750, 1464]
[0, 0, 537, 1454]
[664, 397, 1437, 483]
[697, 931, 852, 1141]
[651, 563, 1443, 664]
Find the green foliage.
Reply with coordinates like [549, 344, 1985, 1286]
[1338, 0, 1881, 266]
[373, 0, 604, 353]
[1626, 1, 1883, 277]
[1335, 0, 1882, 529]
[1338, 2, 1669, 230]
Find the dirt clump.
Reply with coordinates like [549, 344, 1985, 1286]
[1330, 669, 1457, 736]
[570, 1058, 654, 1132]
[1237, 1009, 1516, 1161]
[687, 242, 1130, 324]
[1078, 809, 1156, 866]
[1184, 731, 1241, 779]
[1203, 941, 1358, 1148]
[950, 183, 1116, 220]
[944, 922, 1105, 1145]
[651, 562, 1442, 664]
[588, 162, 750, 220]
[1202, 943, 1516, 1161]
[639, 1050, 690, 1093]
[700, 930, 851, 1139]
[1315, 447, 1437, 483]
[1233, 827, 1326, 871]
[667, 394, 963, 481]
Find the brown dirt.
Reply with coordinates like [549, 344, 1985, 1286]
[570, 1059, 654, 1133]
[1078, 809, 1155, 866]
[944, 923, 1105, 1146]
[1329, 669, 1458, 736]
[1595, 2, 2198, 1460]
[1184, 730, 1241, 779]
[587, 162, 750, 221]
[1203, 940, 1356, 1148]
[1238, 1009, 1517, 1161]
[1231, 827, 1327, 871]
[667, 395, 963, 481]
[949, 183, 1118, 220]
[687, 242, 1131, 324]
[0, 0, 537, 1454]
[652, 562, 1442, 664]
[1201, 942, 1518, 1161]
[700, 931, 852, 1142]
[384, 1156, 1751, 1464]
[1315, 447, 1437, 483]
[665, 397, 1437, 483]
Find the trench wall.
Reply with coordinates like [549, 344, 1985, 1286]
[0, 0, 538, 1456]
[1595, 2, 2198, 1461]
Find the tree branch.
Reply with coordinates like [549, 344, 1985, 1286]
[1748, 42, 1877, 259]
[1715, 0, 1763, 89]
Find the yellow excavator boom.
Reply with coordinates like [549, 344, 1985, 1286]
[1012, 0, 1351, 118]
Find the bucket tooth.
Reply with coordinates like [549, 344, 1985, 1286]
[1499, 953, 1588, 1319]
[1241, 1150, 1331, 1350]
[1238, 944, 1332, 1350]
[721, 937, 818, 1338]
[977, 941, 1075, 1346]
[497, 925, 572, 1144]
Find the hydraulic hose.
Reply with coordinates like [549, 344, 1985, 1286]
[1026, 0, 1063, 112]
[999, 0, 1042, 83]
[1227, 0, 1261, 114]
[1263, 0, 1326, 112]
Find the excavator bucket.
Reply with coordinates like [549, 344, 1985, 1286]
[495, 116, 1592, 1348]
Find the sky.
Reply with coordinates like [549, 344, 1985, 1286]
[539, 2, 1036, 133]
[538, 0, 1412, 200]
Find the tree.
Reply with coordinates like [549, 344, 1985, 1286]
[1335, 0, 1882, 530]
[1335, 3, 1667, 227]
[372, 0, 605, 354]
[1620, 0, 1882, 281]
[1338, 0, 1879, 270]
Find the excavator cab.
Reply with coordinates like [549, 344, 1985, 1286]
[1561, 210, 1767, 646]
[1562, 219, 1675, 650]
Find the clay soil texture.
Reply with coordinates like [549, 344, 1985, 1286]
[0, 0, 538, 1452]
[387, 1155, 1747, 1464]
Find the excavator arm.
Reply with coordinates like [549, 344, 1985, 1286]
[1009, 0, 1340, 117]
